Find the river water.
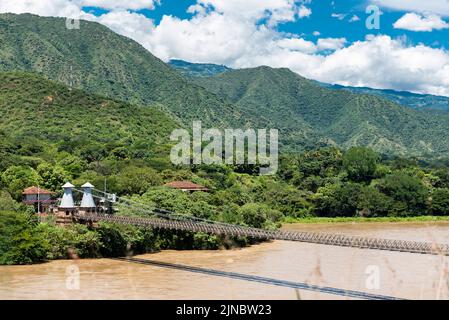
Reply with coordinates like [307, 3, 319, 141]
[1, 222, 449, 300]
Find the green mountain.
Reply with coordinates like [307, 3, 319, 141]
[192, 67, 449, 156]
[168, 59, 449, 112]
[169, 60, 231, 77]
[0, 13, 321, 150]
[0, 13, 243, 128]
[0, 72, 179, 170]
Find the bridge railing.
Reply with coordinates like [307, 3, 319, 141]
[74, 213, 449, 256]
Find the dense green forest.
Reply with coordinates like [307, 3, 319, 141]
[3, 140, 449, 264]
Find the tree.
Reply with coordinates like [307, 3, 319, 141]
[298, 148, 343, 178]
[377, 172, 428, 215]
[37, 163, 71, 191]
[1, 166, 42, 200]
[140, 188, 191, 213]
[313, 183, 362, 217]
[357, 186, 394, 217]
[0, 211, 49, 265]
[240, 203, 282, 229]
[115, 166, 162, 195]
[429, 188, 449, 216]
[343, 147, 379, 182]
[0, 190, 19, 211]
[261, 183, 311, 218]
[56, 153, 87, 178]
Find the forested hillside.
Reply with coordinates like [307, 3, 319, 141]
[193, 67, 449, 156]
[0, 13, 243, 128]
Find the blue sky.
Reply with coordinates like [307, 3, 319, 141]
[2, 0, 449, 96]
[83, 0, 449, 50]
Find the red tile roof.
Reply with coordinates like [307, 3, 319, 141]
[164, 181, 209, 191]
[22, 186, 54, 195]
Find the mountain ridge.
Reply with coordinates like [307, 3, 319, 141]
[192, 66, 449, 156]
[0, 13, 246, 129]
[2, 14, 449, 156]
[170, 59, 449, 112]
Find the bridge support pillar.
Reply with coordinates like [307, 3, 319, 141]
[56, 182, 76, 226]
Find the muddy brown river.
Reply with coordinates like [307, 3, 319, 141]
[1, 222, 449, 300]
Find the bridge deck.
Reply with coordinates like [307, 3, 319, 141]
[75, 213, 449, 256]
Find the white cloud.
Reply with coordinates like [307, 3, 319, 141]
[298, 5, 312, 18]
[277, 38, 317, 53]
[0, 0, 158, 16]
[225, 35, 449, 97]
[393, 13, 449, 32]
[331, 13, 346, 20]
[349, 15, 360, 22]
[0, 0, 81, 17]
[312, 31, 321, 36]
[372, 0, 449, 17]
[194, 0, 310, 25]
[317, 38, 347, 51]
[310, 35, 449, 97]
[94, 10, 156, 48]
[80, 0, 158, 11]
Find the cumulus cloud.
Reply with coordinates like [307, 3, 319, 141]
[393, 13, 449, 32]
[193, 0, 310, 25]
[0, 0, 81, 17]
[317, 38, 347, 51]
[81, 0, 158, 11]
[372, 0, 449, 17]
[310, 36, 449, 97]
[277, 38, 317, 53]
[298, 5, 312, 18]
[0, 0, 158, 16]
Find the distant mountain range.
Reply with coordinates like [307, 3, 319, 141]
[169, 59, 449, 112]
[2, 13, 449, 157]
[169, 59, 231, 78]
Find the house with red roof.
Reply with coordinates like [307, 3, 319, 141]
[164, 181, 210, 192]
[22, 186, 56, 213]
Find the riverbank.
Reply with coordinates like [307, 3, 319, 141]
[2, 222, 449, 300]
[283, 216, 449, 224]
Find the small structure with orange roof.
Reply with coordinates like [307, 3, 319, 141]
[164, 181, 210, 193]
[22, 186, 56, 214]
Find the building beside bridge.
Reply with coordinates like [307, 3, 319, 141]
[22, 182, 116, 225]
[22, 186, 56, 214]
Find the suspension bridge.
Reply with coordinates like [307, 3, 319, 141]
[63, 185, 449, 257]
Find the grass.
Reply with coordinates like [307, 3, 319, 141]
[283, 216, 449, 224]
